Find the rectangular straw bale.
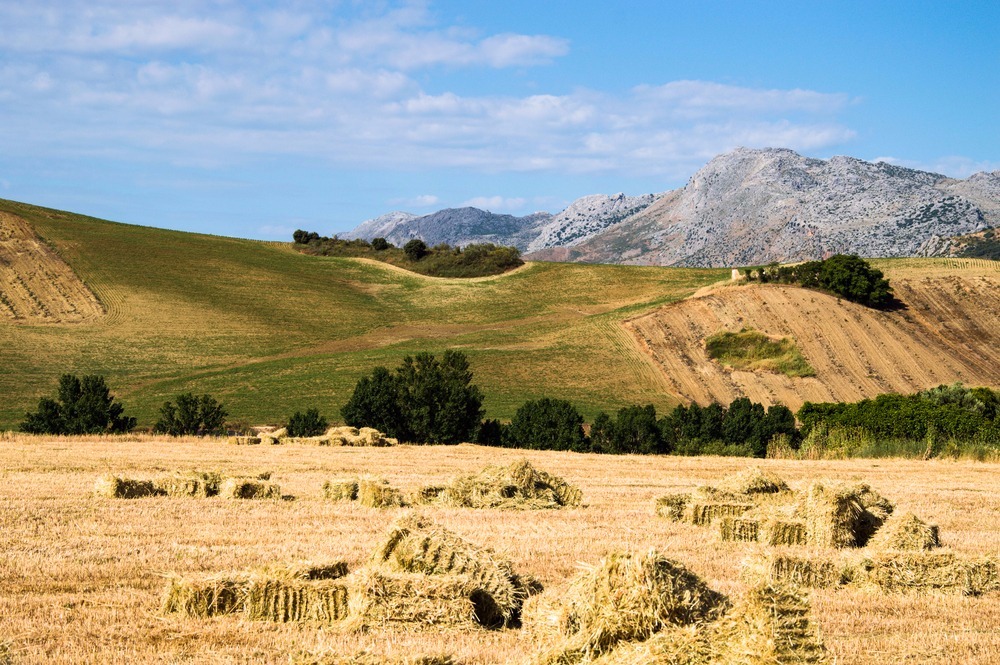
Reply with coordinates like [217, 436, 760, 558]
[154, 471, 223, 498]
[686, 501, 754, 526]
[655, 493, 690, 521]
[743, 553, 844, 589]
[322, 479, 359, 502]
[219, 477, 282, 500]
[228, 436, 261, 445]
[804, 482, 863, 548]
[856, 552, 999, 596]
[719, 517, 760, 543]
[345, 569, 482, 630]
[245, 577, 349, 622]
[161, 574, 249, 617]
[760, 518, 808, 546]
[263, 561, 350, 581]
[358, 478, 404, 507]
[94, 474, 162, 498]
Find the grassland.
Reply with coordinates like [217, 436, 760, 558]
[2, 436, 1000, 663]
[704, 328, 815, 377]
[0, 198, 726, 429]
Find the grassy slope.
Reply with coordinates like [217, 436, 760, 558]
[0, 199, 726, 428]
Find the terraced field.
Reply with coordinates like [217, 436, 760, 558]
[626, 258, 1000, 410]
[0, 199, 724, 428]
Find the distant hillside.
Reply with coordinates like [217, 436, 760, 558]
[344, 207, 552, 251]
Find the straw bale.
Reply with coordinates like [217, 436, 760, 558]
[854, 552, 999, 596]
[587, 624, 713, 665]
[344, 569, 485, 630]
[867, 511, 940, 551]
[526, 550, 728, 664]
[759, 518, 808, 546]
[803, 482, 863, 548]
[94, 474, 163, 499]
[441, 459, 582, 510]
[219, 477, 282, 500]
[371, 513, 529, 627]
[261, 560, 350, 581]
[322, 479, 359, 502]
[717, 467, 790, 496]
[244, 576, 349, 622]
[741, 552, 845, 589]
[153, 471, 223, 497]
[712, 582, 828, 664]
[654, 493, 689, 521]
[161, 574, 249, 617]
[847, 483, 894, 546]
[719, 517, 760, 543]
[358, 478, 405, 508]
[228, 436, 260, 445]
[686, 501, 754, 526]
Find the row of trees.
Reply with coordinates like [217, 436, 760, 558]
[744, 254, 894, 308]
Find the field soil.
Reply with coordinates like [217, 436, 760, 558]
[0, 211, 104, 323]
[2, 437, 1000, 663]
[625, 259, 1000, 410]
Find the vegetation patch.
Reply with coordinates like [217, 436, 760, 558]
[742, 253, 894, 308]
[705, 328, 815, 377]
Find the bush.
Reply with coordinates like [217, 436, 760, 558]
[342, 350, 484, 444]
[286, 408, 328, 437]
[503, 398, 587, 451]
[403, 238, 428, 261]
[371, 237, 390, 251]
[21, 374, 136, 435]
[747, 254, 894, 308]
[154, 393, 227, 436]
[591, 404, 666, 454]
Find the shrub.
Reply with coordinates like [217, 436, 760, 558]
[503, 397, 587, 451]
[403, 238, 428, 261]
[371, 237, 390, 251]
[747, 254, 894, 308]
[21, 374, 136, 434]
[591, 404, 667, 454]
[286, 408, 328, 437]
[154, 393, 228, 436]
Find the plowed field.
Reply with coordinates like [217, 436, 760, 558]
[0, 211, 104, 323]
[625, 259, 1000, 410]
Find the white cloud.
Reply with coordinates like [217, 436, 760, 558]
[460, 196, 527, 211]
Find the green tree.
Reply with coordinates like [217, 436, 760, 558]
[287, 408, 328, 437]
[503, 398, 587, 451]
[21, 374, 135, 434]
[403, 238, 428, 261]
[371, 237, 390, 251]
[154, 393, 227, 436]
[341, 366, 407, 438]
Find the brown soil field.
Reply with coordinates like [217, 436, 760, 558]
[1, 437, 1000, 663]
[625, 259, 1000, 410]
[0, 212, 104, 323]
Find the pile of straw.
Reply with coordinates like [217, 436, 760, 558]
[854, 552, 999, 596]
[654, 493, 689, 521]
[259, 428, 287, 445]
[153, 471, 223, 497]
[741, 551, 846, 589]
[358, 478, 405, 508]
[716, 466, 790, 496]
[803, 482, 864, 548]
[94, 475, 163, 498]
[368, 513, 532, 628]
[428, 459, 582, 510]
[322, 479, 359, 502]
[325, 426, 397, 447]
[344, 569, 487, 630]
[524, 550, 728, 664]
[867, 512, 940, 551]
[848, 483, 895, 546]
[219, 477, 282, 500]
[228, 436, 261, 445]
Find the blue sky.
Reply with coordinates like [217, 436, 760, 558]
[1, 0, 997, 239]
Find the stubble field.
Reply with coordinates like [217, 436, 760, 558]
[2, 436, 999, 664]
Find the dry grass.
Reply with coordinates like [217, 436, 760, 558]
[422, 459, 583, 510]
[4, 437, 1000, 663]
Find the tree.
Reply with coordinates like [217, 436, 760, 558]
[154, 393, 228, 436]
[403, 238, 428, 261]
[341, 350, 484, 444]
[371, 237, 390, 251]
[592, 404, 665, 454]
[21, 374, 136, 434]
[287, 408, 328, 437]
[503, 398, 587, 451]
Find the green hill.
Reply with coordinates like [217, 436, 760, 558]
[0, 198, 725, 429]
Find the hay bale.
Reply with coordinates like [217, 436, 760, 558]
[322, 479, 359, 502]
[371, 513, 529, 627]
[759, 518, 808, 546]
[742, 552, 845, 589]
[344, 569, 489, 630]
[717, 467, 790, 496]
[719, 517, 760, 543]
[259, 427, 287, 445]
[219, 477, 282, 500]
[228, 436, 261, 445]
[245, 576, 349, 622]
[441, 459, 582, 510]
[587, 624, 713, 665]
[654, 493, 690, 521]
[161, 574, 249, 617]
[153, 471, 223, 497]
[686, 501, 754, 526]
[868, 511, 940, 551]
[854, 552, 999, 596]
[358, 478, 405, 508]
[803, 482, 864, 548]
[526, 550, 728, 664]
[94, 475, 163, 499]
[712, 582, 828, 664]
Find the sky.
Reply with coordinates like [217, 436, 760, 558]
[1, 0, 998, 240]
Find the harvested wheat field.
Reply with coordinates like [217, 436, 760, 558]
[2, 436, 1000, 663]
[625, 258, 1000, 410]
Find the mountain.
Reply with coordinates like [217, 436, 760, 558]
[344, 207, 552, 251]
[527, 148, 1000, 267]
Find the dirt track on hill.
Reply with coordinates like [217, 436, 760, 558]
[0, 211, 104, 323]
[625, 261, 1000, 409]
